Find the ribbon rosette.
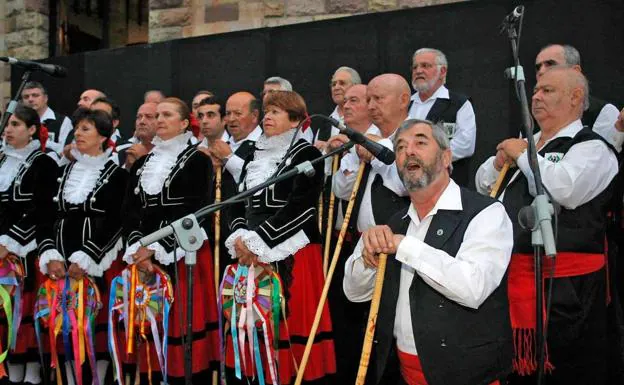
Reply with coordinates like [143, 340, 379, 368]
[108, 265, 173, 385]
[0, 255, 25, 378]
[219, 263, 283, 385]
[34, 276, 102, 385]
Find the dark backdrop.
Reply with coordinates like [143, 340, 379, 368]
[11, 0, 624, 184]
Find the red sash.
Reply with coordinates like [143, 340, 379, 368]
[508, 252, 605, 375]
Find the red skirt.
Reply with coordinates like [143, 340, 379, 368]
[225, 243, 336, 384]
[94, 255, 125, 358]
[118, 242, 220, 382]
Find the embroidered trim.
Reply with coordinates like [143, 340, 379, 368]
[242, 230, 309, 263]
[39, 248, 65, 275]
[67, 237, 123, 277]
[0, 234, 36, 258]
[140, 132, 192, 195]
[224, 228, 249, 259]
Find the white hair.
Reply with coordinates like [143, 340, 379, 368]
[333, 66, 362, 85]
[264, 76, 293, 91]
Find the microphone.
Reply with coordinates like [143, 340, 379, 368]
[323, 115, 396, 165]
[0, 57, 67, 78]
[502, 6, 524, 25]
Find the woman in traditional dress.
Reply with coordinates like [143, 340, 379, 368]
[0, 105, 57, 384]
[37, 108, 127, 384]
[224, 90, 336, 384]
[122, 97, 219, 384]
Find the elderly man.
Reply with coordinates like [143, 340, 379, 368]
[21, 81, 73, 155]
[344, 119, 513, 385]
[315, 66, 362, 149]
[208, 91, 261, 183]
[262, 76, 292, 101]
[333, 74, 410, 234]
[476, 67, 618, 385]
[77, 89, 106, 109]
[535, 43, 624, 152]
[121, 102, 158, 169]
[408, 48, 476, 186]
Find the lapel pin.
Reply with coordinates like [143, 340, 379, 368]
[436, 229, 444, 236]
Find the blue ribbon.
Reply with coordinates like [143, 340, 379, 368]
[253, 327, 265, 385]
[231, 265, 246, 379]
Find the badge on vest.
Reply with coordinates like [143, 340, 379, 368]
[544, 152, 564, 163]
[441, 123, 457, 139]
[48, 133, 56, 142]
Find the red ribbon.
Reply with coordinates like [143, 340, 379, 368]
[301, 113, 311, 132]
[189, 113, 200, 138]
[39, 123, 49, 151]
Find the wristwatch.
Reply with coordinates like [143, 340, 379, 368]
[222, 153, 232, 164]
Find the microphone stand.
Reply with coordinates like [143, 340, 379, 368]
[139, 140, 355, 385]
[502, 8, 557, 384]
[0, 70, 32, 137]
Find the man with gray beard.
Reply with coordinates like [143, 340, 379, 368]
[344, 119, 513, 385]
[408, 48, 476, 186]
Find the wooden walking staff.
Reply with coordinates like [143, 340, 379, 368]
[355, 252, 388, 385]
[490, 162, 511, 198]
[294, 162, 367, 385]
[323, 154, 340, 278]
[212, 166, 222, 385]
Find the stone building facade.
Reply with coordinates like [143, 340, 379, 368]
[0, 0, 467, 104]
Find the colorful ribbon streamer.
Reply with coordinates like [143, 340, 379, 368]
[220, 263, 283, 385]
[108, 266, 173, 385]
[0, 254, 24, 377]
[34, 276, 101, 385]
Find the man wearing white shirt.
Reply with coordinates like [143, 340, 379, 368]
[208, 91, 262, 184]
[21, 81, 73, 155]
[332, 73, 410, 234]
[476, 67, 618, 385]
[408, 48, 476, 187]
[344, 119, 513, 385]
[534, 44, 624, 152]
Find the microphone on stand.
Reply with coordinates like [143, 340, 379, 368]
[0, 57, 67, 78]
[320, 115, 396, 165]
[500, 6, 524, 34]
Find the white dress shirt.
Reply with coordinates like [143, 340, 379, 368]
[225, 125, 262, 183]
[408, 85, 476, 162]
[332, 125, 407, 232]
[343, 180, 513, 355]
[41, 107, 73, 154]
[592, 103, 624, 153]
[475, 119, 618, 210]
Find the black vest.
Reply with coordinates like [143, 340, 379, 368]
[375, 188, 512, 385]
[421, 91, 472, 187]
[500, 127, 616, 254]
[581, 95, 608, 129]
[43, 112, 70, 145]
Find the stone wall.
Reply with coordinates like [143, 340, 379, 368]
[0, 0, 49, 106]
[149, 0, 469, 43]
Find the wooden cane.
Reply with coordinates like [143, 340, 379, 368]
[213, 166, 222, 295]
[355, 252, 388, 385]
[294, 162, 367, 385]
[323, 155, 340, 278]
[212, 167, 222, 385]
[490, 162, 511, 198]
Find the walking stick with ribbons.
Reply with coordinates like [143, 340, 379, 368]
[294, 162, 367, 385]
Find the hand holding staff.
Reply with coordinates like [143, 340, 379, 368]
[490, 162, 510, 198]
[355, 252, 388, 385]
[294, 162, 367, 385]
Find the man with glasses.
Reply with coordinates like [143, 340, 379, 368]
[408, 48, 476, 187]
[535, 44, 624, 152]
